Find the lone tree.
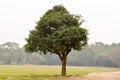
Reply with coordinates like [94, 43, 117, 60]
[24, 5, 88, 76]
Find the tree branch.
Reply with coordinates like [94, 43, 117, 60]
[47, 48, 56, 54]
[66, 46, 71, 56]
[57, 53, 62, 61]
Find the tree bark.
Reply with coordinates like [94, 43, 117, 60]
[57, 53, 67, 76]
[61, 55, 67, 76]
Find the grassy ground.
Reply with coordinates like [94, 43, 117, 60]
[0, 65, 119, 80]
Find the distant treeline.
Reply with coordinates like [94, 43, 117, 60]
[0, 42, 120, 67]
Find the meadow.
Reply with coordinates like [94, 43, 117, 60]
[0, 65, 120, 80]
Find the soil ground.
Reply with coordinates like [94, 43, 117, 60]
[68, 72, 120, 80]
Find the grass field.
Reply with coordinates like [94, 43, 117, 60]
[0, 65, 119, 80]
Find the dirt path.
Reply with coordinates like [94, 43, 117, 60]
[68, 72, 120, 80]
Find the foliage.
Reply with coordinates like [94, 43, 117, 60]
[24, 5, 87, 54]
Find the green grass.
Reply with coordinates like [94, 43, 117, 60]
[0, 65, 119, 80]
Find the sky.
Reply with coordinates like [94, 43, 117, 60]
[0, 0, 120, 47]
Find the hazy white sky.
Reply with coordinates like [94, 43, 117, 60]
[0, 0, 120, 46]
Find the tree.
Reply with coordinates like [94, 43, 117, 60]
[0, 42, 20, 64]
[24, 5, 88, 76]
[108, 47, 120, 67]
[0, 42, 19, 49]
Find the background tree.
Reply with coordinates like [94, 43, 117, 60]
[0, 41, 120, 67]
[108, 47, 120, 67]
[24, 5, 88, 76]
[0, 42, 25, 64]
[0, 42, 19, 64]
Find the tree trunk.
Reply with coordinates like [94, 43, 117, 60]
[61, 55, 67, 76]
[57, 47, 71, 76]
